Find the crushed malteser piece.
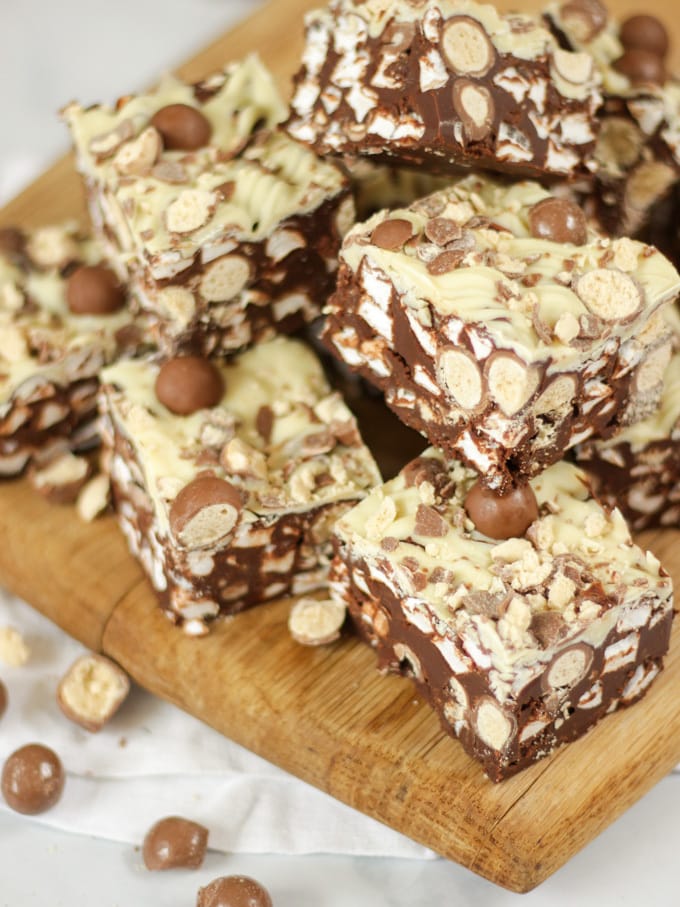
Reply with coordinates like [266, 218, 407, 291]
[29, 451, 91, 505]
[57, 653, 130, 732]
[0, 627, 30, 667]
[288, 597, 347, 646]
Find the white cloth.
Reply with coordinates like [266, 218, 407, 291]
[0, 589, 433, 857]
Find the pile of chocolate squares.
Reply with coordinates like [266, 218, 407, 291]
[2, 0, 680, 781]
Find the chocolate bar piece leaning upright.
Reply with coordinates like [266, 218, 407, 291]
[330, 448, 674, 781]
[323, 174, 680, 492]
[0, 223, 140, 477]
[63, 55, 354, 357]
[99, 336, 381, 635]
[287, 0, 602, 179]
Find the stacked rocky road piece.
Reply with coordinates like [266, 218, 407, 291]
[283, 0, 680, 780]
[57, 55, 382, 631]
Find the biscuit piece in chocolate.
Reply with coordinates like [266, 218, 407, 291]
[99, 337, 381, 633]
[331, 450, 674, 781]
[57, 653, 130, 732]
[143, 816, 209, 870]
[63, 57, 352, 358]
[2, 744, 65, 814]
[323, 174, 680, 491]
[287, 0, 602, 180]
[197, 875, 273, 907]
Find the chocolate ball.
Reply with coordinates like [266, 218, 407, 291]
[559, 0, 608, 41]
[143, 816, 209, 870]
[197, 875, 273, 907]
[1, 743, 65, 814]
[150, 104, 212, 151]
[528, 197, 587, 245]
[155, 356, 224, 415]
[370, 218, 413, 251]
[0, 226, 25, 258]
[66, 265, 125, 316]
[464, 480, 539, 540]
[620, 15, 669, 59]
[614, 49, 666, 86]
[169, 475, 243, 540]
[0, 679, 6, 720]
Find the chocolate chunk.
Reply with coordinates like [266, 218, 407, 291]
[619, 15, 669, 59]
[0, 679, 6, 719]
[255, 405, 274, 443]
[371, 218, 413, 251]
[66, 265, 125, 315]
[143, 816, 209, 870]
[1, 744, 64, 814]
[196, 875, 273, 907]
[427, 250, 465, 275]
[215, 180, 236, 202]
[530, 611, 569, 648]
[150, 104, 212, 151]
[558, 0, 608, 42]
[460, 590, 507, 619]
[169, 475, 243, 547]
[0, 226, 25, 259]
[528, 198, 587, 245]
[424, 217, 462, 247]
[614, 49, 666, 86]
[464, 480, 539, 540]
[414, 504, 448, 538]
[155, 356, 224, 415]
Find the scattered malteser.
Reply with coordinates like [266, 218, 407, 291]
[0, 679, 7, 719]
[197, 875, 273, 907]
[29, 451, 91, 505]
[0, 626, 30, 667]
[464, 480, 539, 540]
[619, 14, 669, 57]
[613, 48, 666, 85]
[155, 356, 224, 416]
[150, 104, 212, 151]
[76, 473, 111, 523]
[66, 264, 125, 315]
[288, 597, 347, 646]
[57, 653, 130, 732]
[1, 744, 65, 814]
[142, 816, 209, 871]
[528, 198, 587, 245]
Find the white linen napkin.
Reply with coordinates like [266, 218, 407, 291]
[0, 588, 434, 858]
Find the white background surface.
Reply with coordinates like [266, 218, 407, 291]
[0, 1, 679, 905]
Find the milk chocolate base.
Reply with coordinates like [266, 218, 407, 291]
[0, 378, 99, 477]
[333, 553, 672, 782]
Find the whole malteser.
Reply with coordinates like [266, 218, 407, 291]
[619, 15, 669, 59]
[1, 743, 65, 815]
[614, 48, 666, 85]
[559, 0, 608, 42]
[464, 480, 539, 540]
[371, 218, 414, 251]
[528, 198, 587, 245]
[196, 875, 273, 907]
[155, 356, 224, 415]
[150, 104, 212, 151]
[0, 679, 7, 719]
[66, 264, 125, 315]
[142, 816, 209, 870]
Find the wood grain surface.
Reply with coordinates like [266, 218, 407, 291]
[1, 0, 680, 893]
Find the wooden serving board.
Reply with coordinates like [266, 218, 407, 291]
[2, 0, 680, 893]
